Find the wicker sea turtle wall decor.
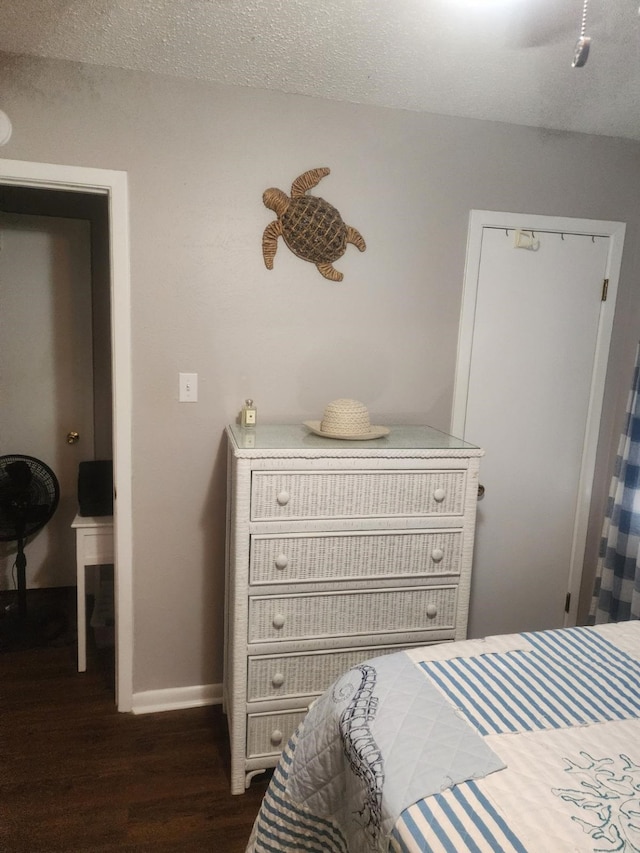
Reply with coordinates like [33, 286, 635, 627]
[262, 167, 366, 282]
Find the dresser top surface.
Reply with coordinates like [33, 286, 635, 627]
[227, 423, 481, 455]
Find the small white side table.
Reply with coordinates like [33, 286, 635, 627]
[71, 513, 114, 672]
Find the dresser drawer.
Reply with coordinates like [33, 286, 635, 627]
[246, 709, 308, 758]
[250, 529, 463, 584]
[248, 586, 457, 643]
[250, 470, 466, 521]
[248, 643, 428, 701]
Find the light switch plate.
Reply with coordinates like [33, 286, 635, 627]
[179, 372, 198, 402]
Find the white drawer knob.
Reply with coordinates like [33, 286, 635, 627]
[277, 490, 290, 506]
[271, 672, 285, 688]
[275, 554, 288, 570]
[433, 488, 446, 502]
[426, 603, 438, 618]
[431, 547, 444, 563]
[270, 729, 283, 746]
[272, 614, 285, 629]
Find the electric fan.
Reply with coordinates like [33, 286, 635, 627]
[0, 454, 60, 644]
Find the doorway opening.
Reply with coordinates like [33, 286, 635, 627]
[0, 159, 132, 711]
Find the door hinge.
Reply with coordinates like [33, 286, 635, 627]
[602, 279, 609, 301]
[564, 592, 571, 613]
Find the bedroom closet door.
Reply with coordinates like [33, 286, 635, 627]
[452, 211, 624, 638]
[0, 213, 94, 589]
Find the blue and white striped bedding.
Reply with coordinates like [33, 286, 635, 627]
[418, 625, 640, 736]
[247, 622, 640, 853]
[390, 780, 529, 853]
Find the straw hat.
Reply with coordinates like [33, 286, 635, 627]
[304, 399, 389, 440]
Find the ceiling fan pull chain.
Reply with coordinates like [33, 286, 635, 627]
[572, 0, 591, 68]
[580, 0, 589, 38]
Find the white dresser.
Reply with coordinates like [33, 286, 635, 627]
[223, 423, 483, 794]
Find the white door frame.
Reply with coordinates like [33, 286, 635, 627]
[452, 210, 625, 627]
[0, 158, 133, 711]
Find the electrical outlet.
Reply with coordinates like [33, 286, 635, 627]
[179, 372, 198, 402]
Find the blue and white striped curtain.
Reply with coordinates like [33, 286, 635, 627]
[589, 342, 640, 623]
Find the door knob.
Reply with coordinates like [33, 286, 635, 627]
[477, 484, 485, 499]
[66, 431, 80, 445]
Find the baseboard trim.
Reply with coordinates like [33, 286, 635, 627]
[131, 682, 222, 715]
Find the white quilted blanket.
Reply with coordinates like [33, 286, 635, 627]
[393, 621, 640, 852]
[247, 622, 640, 853]
[246, 650, 505, 853]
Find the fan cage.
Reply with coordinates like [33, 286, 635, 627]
[0, 454, 60, 542]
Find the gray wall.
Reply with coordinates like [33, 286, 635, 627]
[2, 50, 639, 694]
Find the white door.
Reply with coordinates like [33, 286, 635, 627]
[0, 212, 94, 589]
[453, 211, 624, 638]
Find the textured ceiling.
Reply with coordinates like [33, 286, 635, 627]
[1, 0, 640, 141]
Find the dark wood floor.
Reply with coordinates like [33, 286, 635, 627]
[0, 589, 269, 852]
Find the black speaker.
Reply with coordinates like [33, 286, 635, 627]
[78, 460, 113, 517]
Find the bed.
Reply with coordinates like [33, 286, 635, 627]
[246, 621, 640, 853]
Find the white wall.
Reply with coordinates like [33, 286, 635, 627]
[1, 51, 640, 693]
